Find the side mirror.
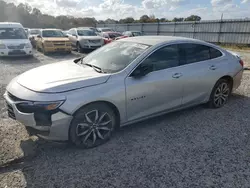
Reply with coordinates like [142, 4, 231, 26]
[72, 34, 77, 38]
[37, 35, 41, 38]
[131, 64, 153, 78]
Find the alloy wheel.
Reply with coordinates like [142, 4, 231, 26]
[214, 82, 230, 107]
[75, 110, 112, 147]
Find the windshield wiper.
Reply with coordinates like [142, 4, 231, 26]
[74, 57, 106, 73]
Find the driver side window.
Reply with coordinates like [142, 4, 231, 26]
[141, 44, 180, 72]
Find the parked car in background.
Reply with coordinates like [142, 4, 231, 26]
[0, 22, 33, 56]
[122, 31, 142, 37]
[4, 36, 244, 148]
[36, 29, 71, 54]
[88, 27, 99, 34]
[100, 32, 125, 44]
[97, 27, 115, 33]
[62, 30, 69, 35]
[28, 28, 41, 47]
[68, 28, 104, 52]
[24, 28, 29, 35]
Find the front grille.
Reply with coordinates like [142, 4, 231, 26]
[6, 102, 16, 120]
[89, 40, 101, 44]
[8, 51, 26, 56]
[53, 43, 66, 46]
[7, 92, 24, 102]
[7, 44, 25, 50]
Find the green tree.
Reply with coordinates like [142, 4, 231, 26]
[173, 17, 184, 22]
[140, 15, 150, 23]
[184, 15, 201, 21]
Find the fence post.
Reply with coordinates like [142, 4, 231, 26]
[218, 18, 223, 43]
[157, 22, 160, 35]
[127, 24, 129, 31]
[141, 23, 144, 34]
[173, 22, 176, 36]
[192, 21, 196, 39]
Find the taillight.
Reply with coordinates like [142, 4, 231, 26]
[239, 59, 244, 67]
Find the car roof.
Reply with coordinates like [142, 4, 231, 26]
[42, 29, 61, 31]
[76, 27, 92, 30]
[103, 31, 120, 34]
[0, 22, 23, 28]
[119, 36, 204, 46]
[124, 31, 141, 33]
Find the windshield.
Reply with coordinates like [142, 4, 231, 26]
[30, 29, 40, 35]
[108, 33, 122, 39]
[102, 28, 113, 32]
[0, 28, 27, 39]
[81, 41, 150, 73]
[42, 30, 65, 37]
[132, 32, 142, 36]
[77, 30, 97, 36]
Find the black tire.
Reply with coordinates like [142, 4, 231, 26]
[77, 42, 84, 53]
[69, 103, 117, 149]
[207, 79, 232, 108]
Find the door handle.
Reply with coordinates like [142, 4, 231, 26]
[210, 65, 217, 70]
[172, 73, 183, 78]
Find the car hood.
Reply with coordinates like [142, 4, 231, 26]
[17, 60, 111, 93]
[0, 39, 30, 45]
[43, 37, 70, 42]
[78, 36, 103, 40]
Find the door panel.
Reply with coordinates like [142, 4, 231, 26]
[178, 43, 228, 106]
[125, 44, 183, 122]
[125, 68, 183, 121]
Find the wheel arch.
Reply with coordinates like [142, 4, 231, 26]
[72, 100, 121, 128]
[218, 75, 234, 89]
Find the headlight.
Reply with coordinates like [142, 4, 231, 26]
[16, 100, 64, 113]
[0, 44, 6, 49]
[44, 41, 53, 47]
[25, 43, 32, 48]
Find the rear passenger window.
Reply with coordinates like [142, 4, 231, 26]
[210, 47, 222, 59]
[178, 44, 210, 65]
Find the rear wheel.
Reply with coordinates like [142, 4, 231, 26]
[208, 79, 232, 108]
[69, 103, 116, 149]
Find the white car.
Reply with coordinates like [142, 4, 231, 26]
[67, 28, 104, 53]
[0, 22, 33, 56]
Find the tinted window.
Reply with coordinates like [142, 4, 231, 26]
[108, 33, 122, 39]
[77, 30, 97, 36]
[178, 44, 210, 65]
[142, 45, 179, 72]
[0, 28, 27, 39]
[210, 47, 222, 59]
[132, 32, 142, 36]
[42, 30, 65, 37]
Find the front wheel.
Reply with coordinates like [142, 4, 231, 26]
[76, 42, 84, 53]
[208, 79, 232, 108]
[69, 103, 116, 149]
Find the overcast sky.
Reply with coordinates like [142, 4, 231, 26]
[3, 0, 250, 20]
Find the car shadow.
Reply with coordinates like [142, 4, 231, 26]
[1, 93, 249, 187]
[0, 55, 41, 64]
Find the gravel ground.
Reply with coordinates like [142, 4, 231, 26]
[0, 49, 250, 188]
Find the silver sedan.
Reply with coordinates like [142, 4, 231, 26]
[4, 36, 244, 148]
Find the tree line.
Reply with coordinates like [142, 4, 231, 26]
[0, 1, 201, 30]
